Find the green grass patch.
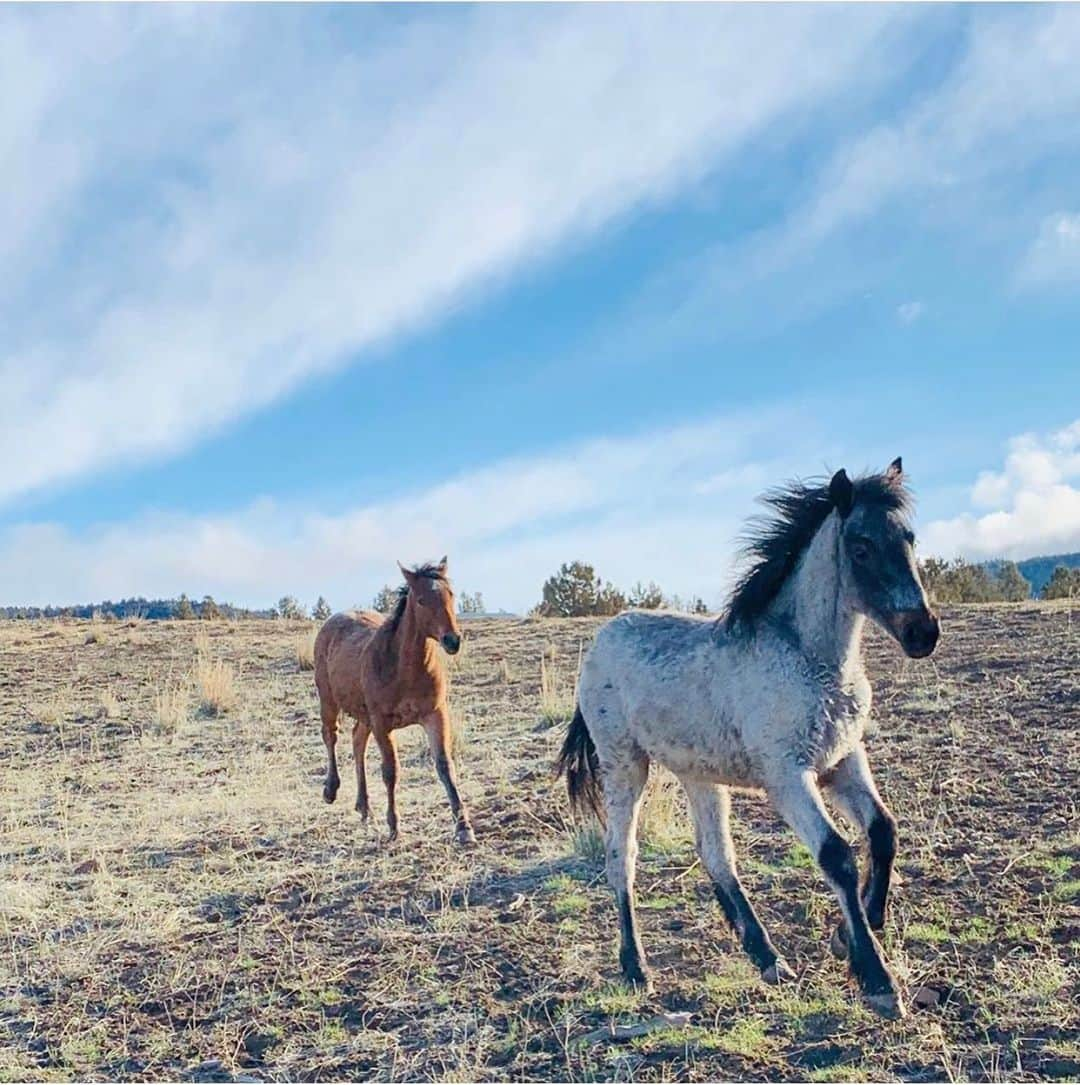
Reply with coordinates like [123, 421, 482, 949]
[1040, 855, 1073, 878]
[906, 920, 951, 943]
[780, 843, 815, 869]
[638, 893, 685, 910]
[711, 1017, 775, 1058]
[702, 958, 759, 1007]
[956, 915, 994, 943]
[579, 983, 647, 1016]
[807, 1065, 877, 1082]
[553, 892, 589, 917]
[1052, 878, 1080, 902]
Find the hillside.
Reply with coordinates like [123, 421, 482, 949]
[1014, 552, 1080, 596]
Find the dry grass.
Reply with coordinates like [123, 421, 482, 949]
[152, 682, 189, 735]
[98, 687, 120, 720]
[539, 652, 576, 726]
[295, 629, 316, 671]
[193, 656, 239, 716]
[0, 607, 1076, 1082]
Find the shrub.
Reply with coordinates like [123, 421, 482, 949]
[372, 584, 400, 613]
[1043, 565, 1080, 600]
[277, 596, 304, 620]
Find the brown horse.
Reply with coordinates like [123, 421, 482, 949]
[314, 558, 476, 845]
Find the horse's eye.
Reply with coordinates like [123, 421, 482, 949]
[851, 541, 871, 564]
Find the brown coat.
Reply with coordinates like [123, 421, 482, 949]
[313, 559, 474, 845]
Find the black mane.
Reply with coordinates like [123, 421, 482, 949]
[386, 562, 447, 633]
[723, 471, 912, 634]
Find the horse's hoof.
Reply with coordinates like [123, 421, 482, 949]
[622, 964, 653, 995]
[866, 991, 907, 1020]
[355, 803, 370, 820]
[762, 958, 796, 985]
[456, 826, 477, 847]
[829, 926, 848, 960]
[323, 785, 338, 804]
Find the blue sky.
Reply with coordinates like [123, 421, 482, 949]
[2, 4, 1079, 612]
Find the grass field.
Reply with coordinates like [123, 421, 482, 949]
[1, 605, 1077, 1082]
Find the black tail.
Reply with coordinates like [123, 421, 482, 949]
[554, 705, 604, 823]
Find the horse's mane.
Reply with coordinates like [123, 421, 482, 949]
[723, 471, 912, 634]
[385, 562, 447, 635]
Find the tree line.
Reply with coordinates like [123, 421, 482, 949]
[917, 558, 1079, 603]
[3, 557, 1077, 624]
[531, 561, 708, 617]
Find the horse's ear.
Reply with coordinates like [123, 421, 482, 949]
[398, 561, 417, 586]
[829, 469, 854, 518]
[885, 456, 903, 482]
[436, 555, 448, 574]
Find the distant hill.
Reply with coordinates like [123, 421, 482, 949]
[984, 553, 1080, 597]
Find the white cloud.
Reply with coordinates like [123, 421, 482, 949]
[0, 406, 842, 612]
[1017, 212, 1080, 285]
[0, 5, 907, 506]
[897, 301, 925, 324]
[922, 419, 1080, 559]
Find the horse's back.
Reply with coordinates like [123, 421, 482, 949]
[579, 609, 759, 781]
[315, 611, 384, 708]
[581, 610, 720, 716]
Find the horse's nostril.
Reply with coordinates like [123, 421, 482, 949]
[902, 616, 938, 657]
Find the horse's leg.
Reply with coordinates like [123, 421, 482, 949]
[603, 752, 651, 990]
[373, 725, 400, 841]
[681, 779, 794, 984]
[422, 707, 475, 846]
[822, 745, 897, 955]
[767, 768, 904, 1019]
[320, 698, 341, 804]
[352, 716, 371, 819]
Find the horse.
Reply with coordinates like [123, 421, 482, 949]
[314, 558, 476, 846]
[556, 458, 939, 1019]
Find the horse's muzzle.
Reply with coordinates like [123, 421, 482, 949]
[441, 632, 462, 655]
[898, 609, 940, 658]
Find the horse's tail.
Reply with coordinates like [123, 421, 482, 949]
[555, 705, 604, 823]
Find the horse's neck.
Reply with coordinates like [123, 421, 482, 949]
[391, 601, 436, 674]
[773, 513, 865, 673]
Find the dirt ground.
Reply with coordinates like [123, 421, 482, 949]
[0, 605, 1077, 1082]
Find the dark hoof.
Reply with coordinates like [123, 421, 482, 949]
[829, 925, 848, 960]
[761, 958, 796, 985]
[866, 990, 907, 1020]
[456, 825, 477, 847]
[323, 783, 339, 804]
[624, 968, 653, 995]
[620, 954, 653, 994]
[355, 802, 370, 820]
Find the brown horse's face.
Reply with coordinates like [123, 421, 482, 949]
[401, 559, 462, 654]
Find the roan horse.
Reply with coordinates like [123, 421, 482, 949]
[556, 459, 939, 1019]
[315, 558, 476, 845]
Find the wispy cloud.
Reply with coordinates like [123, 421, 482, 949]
[0, 406, 841, 611]
[922, 419, 1080, 560]
[896, 301, 925, 324]
[0, 5, 906, 507]
[1017, 212, 1080, 286]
